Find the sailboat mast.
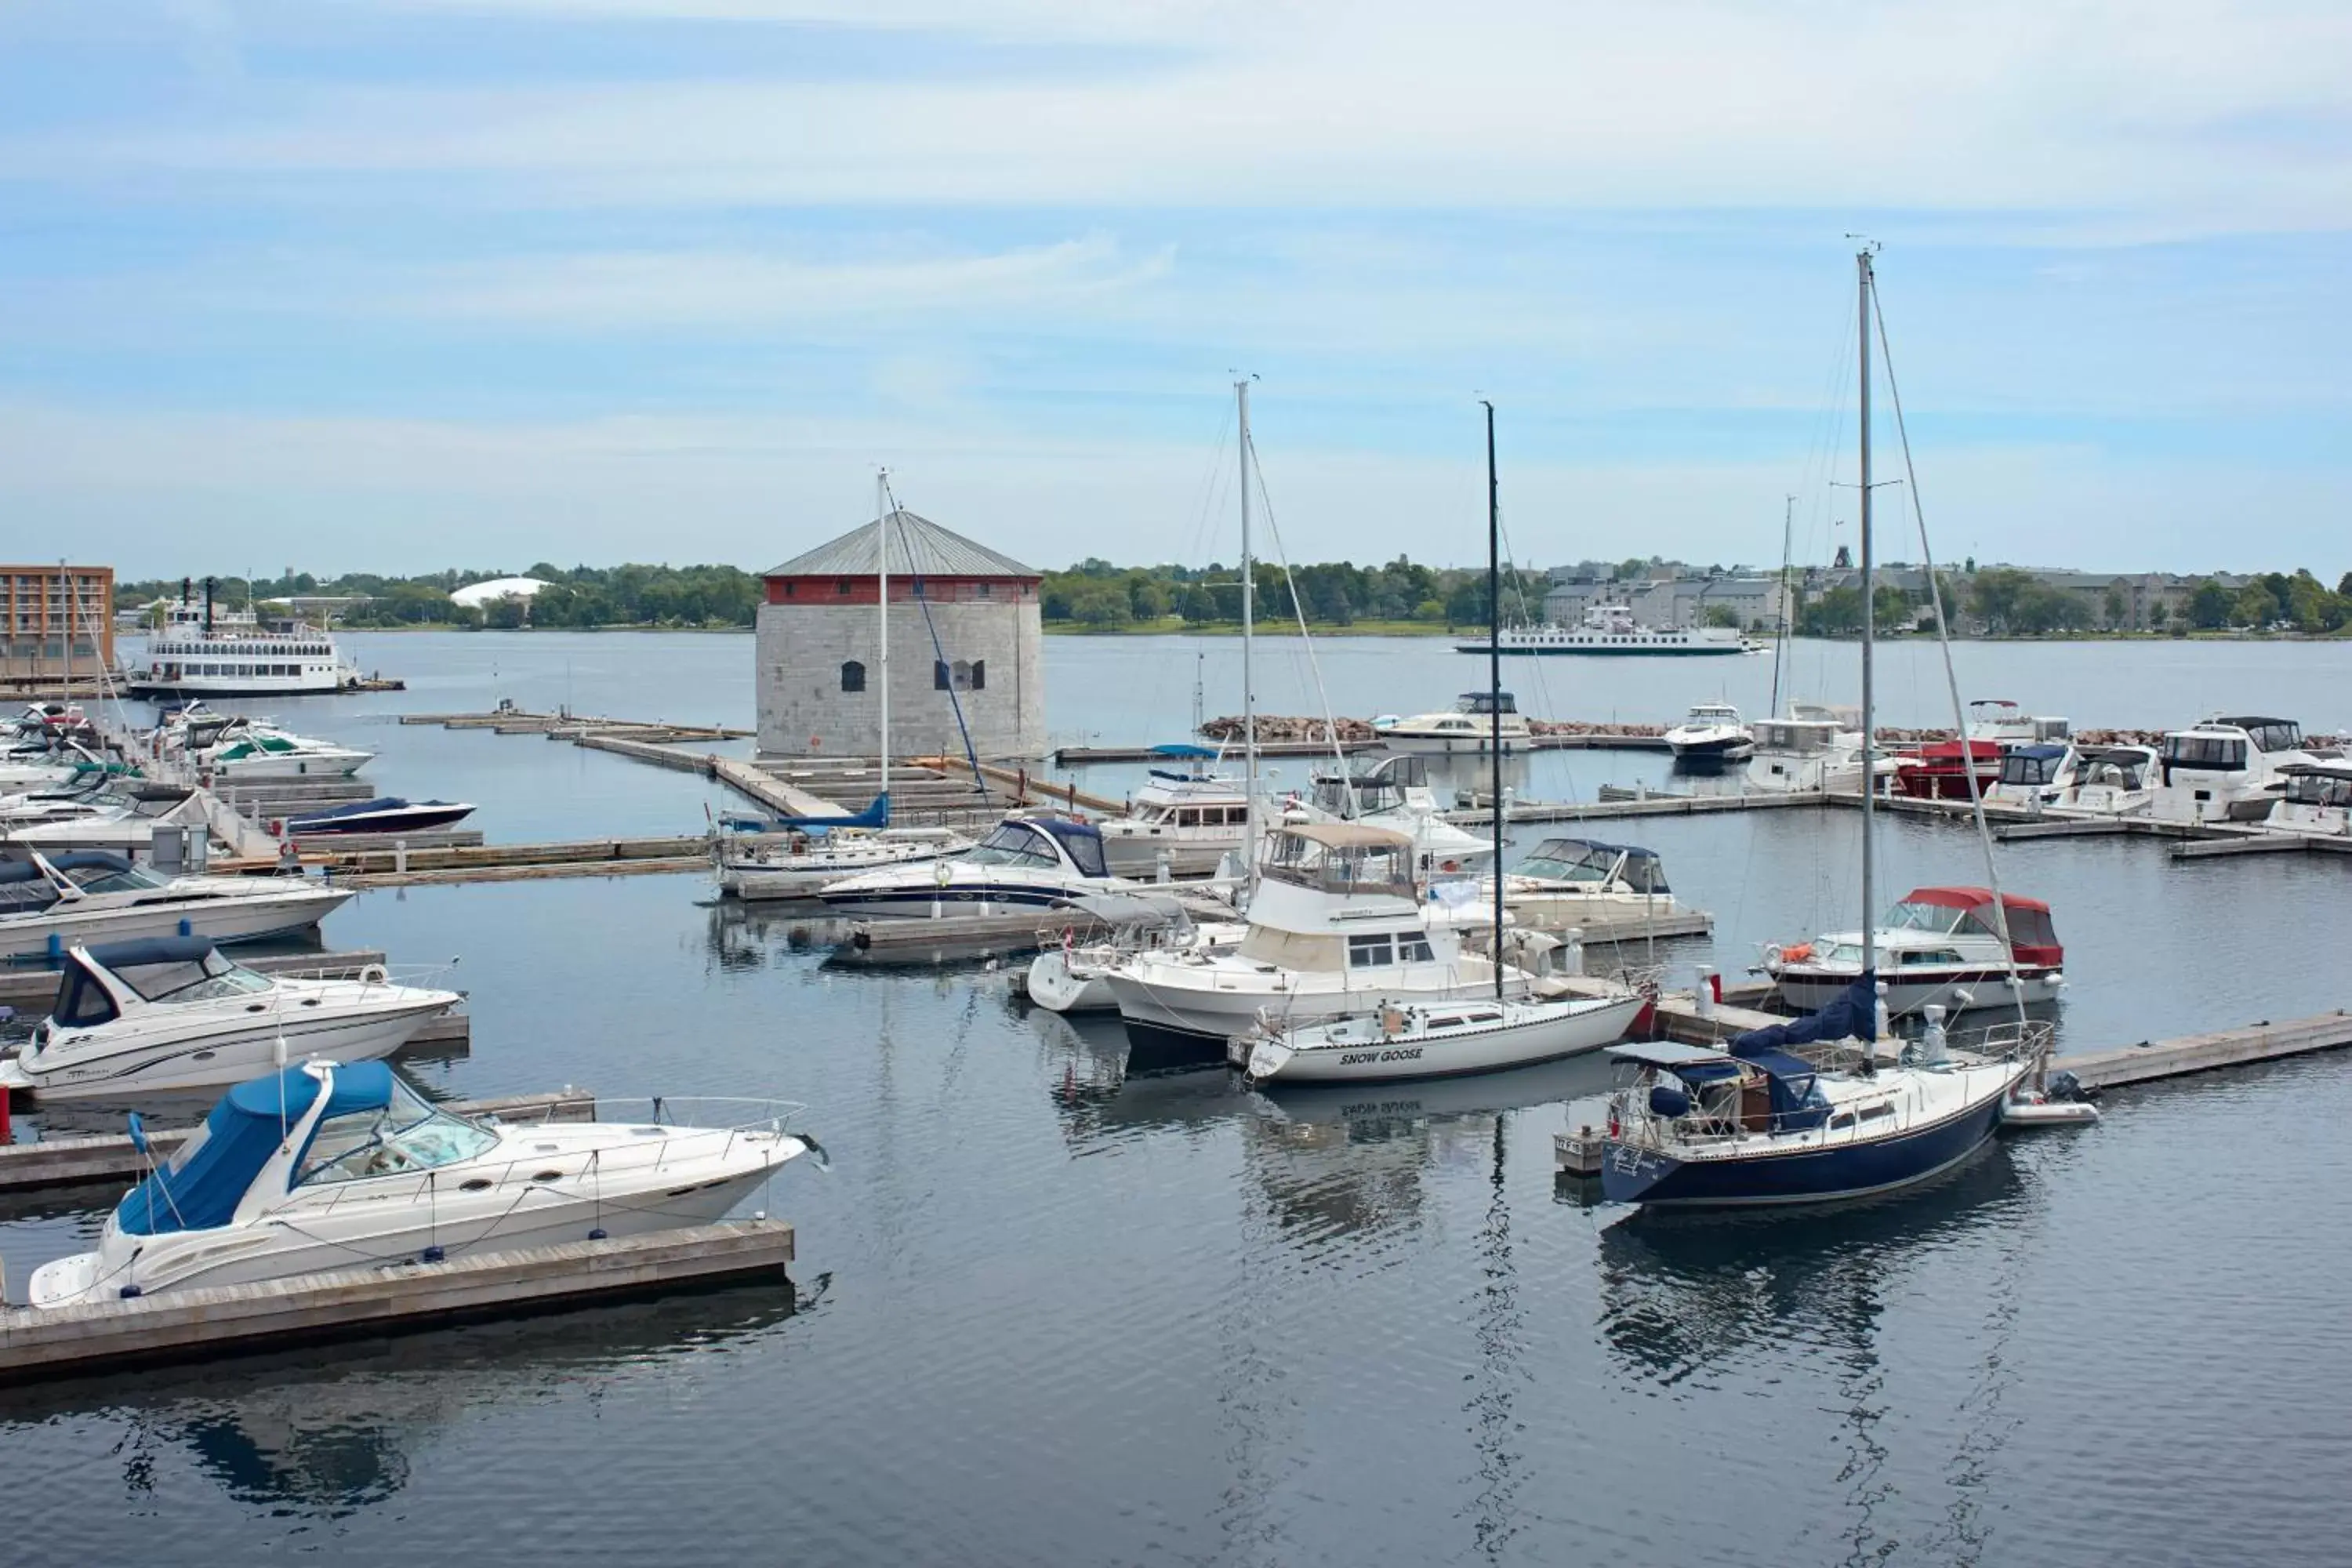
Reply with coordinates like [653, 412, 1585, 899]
[1484, 401, 1504, 1000]
[1857, 249, 1877, 983]
[1769, 494, 1793, 718]
[877, 468, 891, 811]
[1238, 379, 1258, 889]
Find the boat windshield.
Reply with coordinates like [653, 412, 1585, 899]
[296, 1080, 498, 1185]
[1261, 833, 1417, 898]
[2161, 734, 2246, 771]
[2286, 771, 2352, 808]
[114, 947, 274, 1004]
[1885, 899, 1995, 938]
[964, 822, 1062, 870]
[61, 863, 173, 895]
[1686, 706, 1740, 724]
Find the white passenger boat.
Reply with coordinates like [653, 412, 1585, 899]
[1381, 692, 1534, 756]
[0, 937, 460, 1099]
[1663, 702, 1753, 764]
[1471, 604, 1761, 656]
[816, 811, 1135, 918]
[716, 825, 973, 900]
[24, 1059, 815, 1308]
[1762, 885, 2064, 1018]
[1095, 759, 1252, 877]
[0, 851, 351, 961]
[1243, 991, 1643, 1084]
[2151, 716, 2326, 824]
[2263, 760, 2352, 838]
[124, 597, 361, 699]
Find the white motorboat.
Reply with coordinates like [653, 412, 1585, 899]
[24, 1059, 814, 1308]
[2264, 760, 2352, 838]
[1095, 760, 1252, 878]
[0, 851, 351, 962]
[716, 825, 973, 900]
[1023, 891, 1245, 1013]
[1102, 823, 1530, 1056]
[1287, 753, 1494, 879]
[816, 811, 1136, 918]
[1381, 692, 1534, 756]
[0, 937, 460, 1099]
[1243, 991, 1644, 1084]
[3, 784, 212, 858]
[1980, 742, 2077, 808]
[1472, 604, 1760, 656]
[2049, 745, 2158, 817]
[1762, 885, 2064, 1018]
[1488, 837, 1682, 927]
[1662, 702, 1753, 764]
[2151, 715, 2325, 824]
[201, 724, 374, 780]
[1745, 706, 1885, 794]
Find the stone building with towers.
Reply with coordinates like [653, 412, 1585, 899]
[755, 510, 1046, 762]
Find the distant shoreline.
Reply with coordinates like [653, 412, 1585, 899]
[300, 622, 2352, 643]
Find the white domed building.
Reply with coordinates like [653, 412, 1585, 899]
[756, 511, 1044, 762]
[450, 576, 550, 610]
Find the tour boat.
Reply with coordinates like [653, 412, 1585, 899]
[1662, 702, 1753, 765]
[125, 597, 361, 699]
[715, 825, 972, 900]
[1472, 604, 1759, 656]
[1023, 891, 1244, 1014]
[815, 811, 1135, 918]
[1286, 753, 1494, 879]
[0, 851, 352, 962]
[1380, 692, 1534, 756]
[0, 937, 461, 1099]
[2263, 760, 2352, 838]
[2151, 716, 2326, 824]
[1764, 888, 2063, 1019]
[1095, 757, 1253, 877]
[1243, 989, 1643, 1084]
[286, 797, 477, 836]
[1487, 837, 1682, 927]
[24, 1059, 815, 1308]
[2048, 745, 2157, 817]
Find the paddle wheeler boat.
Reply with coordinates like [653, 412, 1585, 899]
[24, 1059, 816, 1308]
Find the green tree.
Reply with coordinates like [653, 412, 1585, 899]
[1798, 586, 1864, 637]
[2233, 583, 2280, 628]
[1069, 586, 1131, 626]
[1176, 583, 1220, 622]
[1873, 584, 1912, 630]
[2187, 579, 2232, 630]
[482, 595, 528, 630]
[2103, 587, 2129, 629]
[1699, 604, 1741, 629]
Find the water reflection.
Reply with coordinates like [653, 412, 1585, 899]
[0, 1282, 812, 1517]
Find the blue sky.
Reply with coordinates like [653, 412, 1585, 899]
[2, 0, 2347, 578]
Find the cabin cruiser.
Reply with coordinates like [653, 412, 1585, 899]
[3, 784, 212, 858]
[1381, 692, 1534, 756]
[287, 797, 477, 836]
[1762, 886, 2063, 1018]
[1287, 753, 1494, 879]
[2151, 716, 2325, 824]
[1102, 824, 1534, 1055]
[1981, 743, 2077, 808]
[1744, 706, 1886, 794]
[2264, 760, 2352, 838]
[200, 723, 374, 780]
[715, 825, 972, 900]
[0, 851, 351, 961]
[0, 937, 460, 1099]
[1662, 703, 1753, 765]
[1599, 976, 2039, 1207]
[1023, 891, 1245, 1013]
[1487, 837, 1681, 927]
[1095, 757, 1252, 877]
[24, 1059, 815, 1308]
[1894, 700, 2067, 802]
[2048, 745, 2157, 817]
[816, 811, 1134, 918]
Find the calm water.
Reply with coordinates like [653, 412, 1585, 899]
[7, 631, 2351, 1566]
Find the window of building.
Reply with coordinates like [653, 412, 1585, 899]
[934, 660, 949, 691]
[971, 659, 985, 691]
[840, 659, 866, 693]
[837, 579, 851, 597]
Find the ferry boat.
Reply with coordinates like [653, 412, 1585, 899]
[124, 599, 360, 699]
[1467, 604, 1760, 657]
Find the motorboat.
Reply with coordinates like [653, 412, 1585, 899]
[1287, 753, 1494, 879]
[1243, 990, 1642, 1084]
[1744, 706, 1887, 794]
[1895, 699, 2067, 801]
[1487, 837, 1682, 927]
[287, 797, 477, 836]
[1023, 891, 1245, 1014]
[1662, 703, 1753, 765]
[1597, 978, 2040, 1207]
[1094, 753, 1253, 877]
[1102, 823, 1534, 1057]
[3, 784, 213, 858]
[2264, 760, 2352, 838]
[715, 825, 972, 900]
[815, 811, 1135, 918]
[24, 1059, 815, 1308]
[1962, 699, 2069, 746]
[0, 937, 460, 1099]
[1380, 692, 1534, 756]
[1762, 885, 2063, 1018]
[0, 851, 352, 962]
[201, 724, 375, 780]
[2151, 716, 2325, 824]
[2049, 745, 2158, 817]
[1475, 604, 1759, 656]
[1980, 742, 2077, 808]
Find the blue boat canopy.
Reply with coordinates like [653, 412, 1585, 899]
[1149, 743, 1218, 759]
[1030, 816, 1109, 878]
[83, 935, 218, 969]
[116, 1062, 397, 1236]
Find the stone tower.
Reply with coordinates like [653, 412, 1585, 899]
[755, 510, 1045, 762]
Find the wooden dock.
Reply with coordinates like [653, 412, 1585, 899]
[2051, 1011, 2352, 1089]
[0, 1220, 793, 1382]
[399, 708, 750, 742]
[0, 1087, 583, 1192]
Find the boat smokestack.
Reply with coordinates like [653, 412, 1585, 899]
[180, 576, 191, 608]
[203, 575, 215, 633]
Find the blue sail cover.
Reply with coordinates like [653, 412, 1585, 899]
[116, 1062, 396, 1236]
[1731, 971, 1878, 1057]
[775, 793, 889, 829]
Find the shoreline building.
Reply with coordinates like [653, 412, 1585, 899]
[2, 564, 112, 684]
[756, 510, 1045, 762]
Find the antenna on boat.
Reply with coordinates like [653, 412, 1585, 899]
[1483, 399, 1504, 1000]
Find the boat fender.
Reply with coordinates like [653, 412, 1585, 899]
[933, 859, 953, 887]
[359, 964, 389, 984]
[1061, 926, 1076, 953]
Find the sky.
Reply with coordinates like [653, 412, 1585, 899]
[0, 0, 2347, 579]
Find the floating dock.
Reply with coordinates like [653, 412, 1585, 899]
[0, 1219, 793, 1383]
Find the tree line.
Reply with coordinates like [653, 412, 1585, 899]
[119, 564, 766, 630]
[1793, 567, 2352, 637]
[1037, 557, 1552, 630]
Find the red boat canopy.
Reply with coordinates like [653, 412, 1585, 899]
[1903, 887, 2061, 966]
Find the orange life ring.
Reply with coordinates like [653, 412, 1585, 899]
[1783, 942, 1814, 964]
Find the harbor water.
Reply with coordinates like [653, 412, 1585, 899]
[4, 630, 2350, 1565]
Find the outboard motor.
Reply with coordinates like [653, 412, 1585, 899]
[2044, 1069, 2089, 1103]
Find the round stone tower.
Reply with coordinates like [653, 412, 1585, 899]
[755, 510, 1045, 762]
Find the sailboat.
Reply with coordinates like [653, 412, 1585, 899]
[1599, 250, 2041, 1204]
[1241, 404, 1642, 1086]
[713, 471, 975, 899]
